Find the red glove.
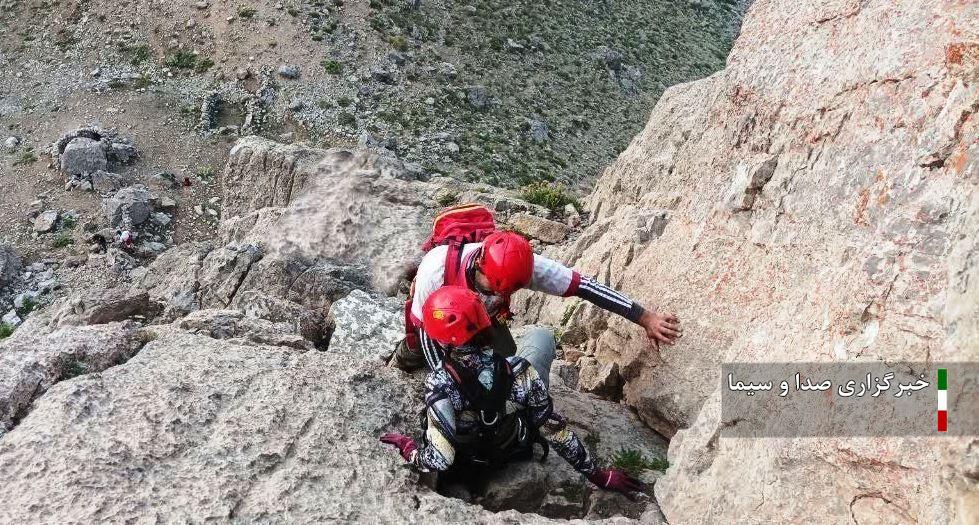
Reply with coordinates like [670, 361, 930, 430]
[380, 433, 418, 462]
[588, 468, 644, 497]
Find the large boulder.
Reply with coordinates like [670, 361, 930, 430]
[103, 185, 153, 227]
[0, 321, 145, 437]
[59, 137, 107, 175]
[520, 0, 979, 522]
[219, 137, 552, 297]
[0, 293, 653, 523]
[53, 126, 138, 175]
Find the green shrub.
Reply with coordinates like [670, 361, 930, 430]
[519, 182, 577, 212]
[387, 35, 408, 51]
[0, 323, 14, 340]
[197, 166, 216, 180]
[129, 43, 150, 65]
[238, 7, 258, 19]
[132, 76, 151, 89]
[336, 96, 353, 107]
[436, 191, 458, 207]
[63, 360, 87, 379]
[609, 448, 668, 477]
[322, 59, 342, 74]
[195, 57, 214, 72]
[165, 51, 198, 69]
[16, 296, 36, 317]
[338, 112, 357, 126]
[52, 233, 73, 249]
[61, 215, 77, 229]
[13, 151, 37, 166]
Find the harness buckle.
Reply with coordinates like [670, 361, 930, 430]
[480, 410, 499, 426]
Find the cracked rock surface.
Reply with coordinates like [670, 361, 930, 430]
[520, 0, 979, 523]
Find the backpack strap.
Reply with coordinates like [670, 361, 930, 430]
[443, 241, 467, 287]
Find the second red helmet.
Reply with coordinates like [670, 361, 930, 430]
[479, 231, 534, 295]
[422, 286, 492, 346]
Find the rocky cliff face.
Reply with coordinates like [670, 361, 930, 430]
[520, 0, 979, 522]
[0, 137, 665, 522]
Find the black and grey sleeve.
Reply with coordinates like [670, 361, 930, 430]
[575, 275, 646, 323]
[418, 328, 445, 370]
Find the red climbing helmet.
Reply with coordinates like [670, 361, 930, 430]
[422, 286, 492, 346]
[479, 231, 534, 295]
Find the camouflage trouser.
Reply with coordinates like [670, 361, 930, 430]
[390, 317, 518, 371]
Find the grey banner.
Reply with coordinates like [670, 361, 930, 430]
[720, 362, 979, 437]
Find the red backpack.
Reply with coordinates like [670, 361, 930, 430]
[404, 204, 497, 350]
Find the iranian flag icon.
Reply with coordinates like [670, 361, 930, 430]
[938, 368, 947, 433]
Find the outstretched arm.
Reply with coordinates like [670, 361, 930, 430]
[528, 254, 682, 349]
[514, 360, 645, 496]
[512, 360, 598, 475]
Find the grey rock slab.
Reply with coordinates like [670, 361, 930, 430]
[59, 137, 107, 175]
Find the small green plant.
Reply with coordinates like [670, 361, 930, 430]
[609, 448, 669, 477]
[336, 96, 353, 107]
[13, 151, 37, 166]
[287, 7, 300, 16]
[519, 182, 578, 213]
[129, 44, 150, 65]
[436, 191, 458, 207]
[0, 322, 14, 340]
[139, 329, 159, 346]
[338, 112, 356, 126]
[165, 51, 198, 69]
[238, 7, 258, 19]
[107, 78, 126, 89]
[16, 296, 36, 317]
[52, 233, 73, 248]
[61, 215, 77, 229]
[387, 35, 408, 51]
[197, 166, 216, 180]
[63, 360, 87, 379]
[559, 480, 586, 502]
[322, 59, 342, 74]
[195, 57, 214, 72]
[560, 300, 580, 327]
[132, 75, 151, 89]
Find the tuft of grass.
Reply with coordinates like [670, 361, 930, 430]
[16, 296, 36, 317]
[132, 75, 151, 89]
[165, 51, 199, 69]
[197, 166, 216, 180]
[13, 151, 37, 166]
[338, 112, 356, 126]
[0, 322, 14, 340]
[519, 182, 578, 213]
[436, 191, 458, 207]
[195, 57, 214, 72]
[62, 360, 87, 379]
[387, 35, 408, 51]
[559, 480, 587, 502]
[52, 233, 73, 248]
[238, 7, 258, 19]
[129, 44, 151, 65]
[609, 448, 669, 477]
[321, 59, 342, 75]
[560, 300, 580, 327]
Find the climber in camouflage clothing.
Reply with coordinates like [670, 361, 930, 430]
[380, 286, 643, 497]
